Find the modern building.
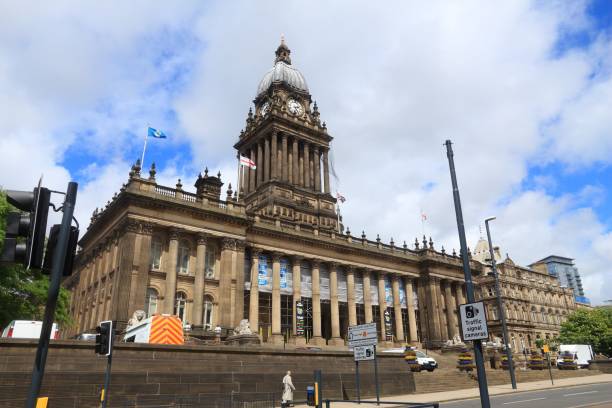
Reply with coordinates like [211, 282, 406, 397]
[530, 256, 590, 305]
[63, 40, 578, 350]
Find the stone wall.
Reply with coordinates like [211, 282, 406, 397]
[0, 340, 415, 407]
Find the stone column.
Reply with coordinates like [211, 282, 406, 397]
[303, 142, 310, 189]
[249, 148, 256, 192]
[455, 283, 465, 306]
[347, 267, 357, 326]
[271, 132, 278, 180]
[323, 148, 330, 194]
[292, 256, 304, 344]
[311, 260, 323, 345]
[392, 276, 405, 342]
[271, 252, 283, 343]
[313, 146, 321, 192]
[281, 134, 288, 182]
[292, 138, 299, 185]
[257, 141, 264, 186]
[405, 278, 418, 344]
[164, 228, 180, 314]
[426, 276, 442, 344]
[363, 270, 373, 323]
[193, 233, 207, 326]
[233, 241, 246, 325]
[436, 279, 449, 341]
[241, 151, 249, 195]
[249, 248, 261, 334]
[264, 135, 270, 182]
[378, 272, 387, 341]
[218, 238, 235, 328]
[329, 263, 342, 345]
[444, 280, 458, 339]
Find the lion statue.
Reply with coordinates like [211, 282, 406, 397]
[127, 310, 146, 327]
[232, 319, 252, 335]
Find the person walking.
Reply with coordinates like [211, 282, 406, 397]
[282, 370, 295, 407]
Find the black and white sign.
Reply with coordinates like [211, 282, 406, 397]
[348, 323, 377, 347]
[459, 301, 489, 341]
[354, 345, 375, 361]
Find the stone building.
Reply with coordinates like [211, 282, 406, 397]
[63, 40, 576, 350]
[472, 237, 577, 351]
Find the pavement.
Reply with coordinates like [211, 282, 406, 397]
[293, 373, 612, 407]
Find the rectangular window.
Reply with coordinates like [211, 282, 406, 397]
[150, 240, 162, 270]
[205, 248, 215, 278]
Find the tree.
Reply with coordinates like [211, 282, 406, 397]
[0, 191, 72, 330]
[558, 307, 612, 357]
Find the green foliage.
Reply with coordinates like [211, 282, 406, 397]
[0, 191, 72, 330]
[558, 307, 612, 357]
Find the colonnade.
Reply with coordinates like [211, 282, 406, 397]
[420, 277, 466, 344]
[240, 132, 330, 195]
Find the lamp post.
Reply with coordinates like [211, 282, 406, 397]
[484, 217, 517, 390]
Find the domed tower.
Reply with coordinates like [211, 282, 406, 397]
[234, 38, 338, 230]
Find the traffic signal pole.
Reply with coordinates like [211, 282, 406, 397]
[445, 141, 491, 408]
[26, 182, 78, 408]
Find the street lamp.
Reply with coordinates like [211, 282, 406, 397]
[484, 216, 517, 390]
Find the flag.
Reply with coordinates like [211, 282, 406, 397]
[239, 155, 257, 170]
[336, 192, 346, 203]
[148, 126, 167, 139]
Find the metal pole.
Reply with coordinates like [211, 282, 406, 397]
[546, 352, 554, 385]
[373, 345, 380, 406]
[101, 351, 113, 408]
[444, 140, 491, 408]
[355, 360, 360, 403]
[26, 182, 78, 408]
[485, 218, 517, 390]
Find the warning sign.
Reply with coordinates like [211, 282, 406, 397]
[459, 301, 489, 341]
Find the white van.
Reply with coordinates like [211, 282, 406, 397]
[558, 344, 594, 368]
[1, 320, 59, 340]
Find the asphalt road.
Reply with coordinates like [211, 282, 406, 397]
[439, 382, 612, 408]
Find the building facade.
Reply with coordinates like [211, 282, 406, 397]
[64, 41, 577, 349]
[530, 255, 590, 305]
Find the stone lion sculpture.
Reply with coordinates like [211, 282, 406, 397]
[232, 319, 252, 335]
[127, 310, 146, 327]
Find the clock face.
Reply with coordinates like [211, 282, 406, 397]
[287, 99, 303, 116]
[260, 101, 270, 117]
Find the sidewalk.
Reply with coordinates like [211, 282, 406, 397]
[294, 373, 612, 407]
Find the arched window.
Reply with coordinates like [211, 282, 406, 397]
[174, 291, 187, 321]
[177, 240, 190, 274]
[150, 237, 163, 270]
[203, 295, 214, 330]
[144, 288, 158, 317]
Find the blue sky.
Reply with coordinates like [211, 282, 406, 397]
[0, 0, 611, 304]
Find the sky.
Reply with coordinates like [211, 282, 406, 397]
[0, 0, 610, 305]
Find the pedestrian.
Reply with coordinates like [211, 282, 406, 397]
[282, 370, 295, 407]
[214, 324, 222, 344]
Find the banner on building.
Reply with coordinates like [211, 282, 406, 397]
[296, 302, 304, 336]
[384, 309, 393, 341]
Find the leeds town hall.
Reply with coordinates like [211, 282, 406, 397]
[64, 41, 578, 350]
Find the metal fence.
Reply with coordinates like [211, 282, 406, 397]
[323, 400, 439, 408]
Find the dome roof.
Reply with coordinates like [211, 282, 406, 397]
[256, 38, 309, 96]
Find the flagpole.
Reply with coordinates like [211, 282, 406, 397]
[336, 203, 341, 234]
[141, 127, 149, 167]
[236, 157, 241, 201]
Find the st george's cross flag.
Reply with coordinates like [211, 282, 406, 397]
[147, 126, 167, 139]
[336, 192, 346, 203]
[239, 155, 257, 169]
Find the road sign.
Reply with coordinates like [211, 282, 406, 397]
[348, 323, 377, 347]
[459, 301, 489, 341]
[354, 345, 375, 361]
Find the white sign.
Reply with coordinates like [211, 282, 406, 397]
[459, 301, 489, 341]
[348, 323, 378, 347]
[354, 345, 375, 361]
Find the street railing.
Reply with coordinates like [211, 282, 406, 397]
[322, 400, 439, 408]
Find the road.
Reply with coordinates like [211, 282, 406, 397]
[439, 382, 612, 408]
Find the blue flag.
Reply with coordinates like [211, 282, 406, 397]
[148, 126, 167, 139]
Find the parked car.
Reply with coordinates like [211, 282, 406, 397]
[75, 333, 97, 341]
[381, 347, 438, 371]
[1, 320, 59, 339]
[558, 345, 594, 368]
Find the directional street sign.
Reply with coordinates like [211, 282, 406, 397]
[459, 301, 489, 341]
[354, 345, 375, 361]
[348, 323, 377, 347]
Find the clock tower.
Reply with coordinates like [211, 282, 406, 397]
[234, 38, 338, 230]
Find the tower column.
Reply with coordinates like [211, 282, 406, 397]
[405, 278, 418, 344]
[311, 260, 323, 345]
[378, 272, 387, 341]
[363, 270, 373, 323]
[323, 148, 330, 194]
[392, 275, 405, 342]
[164, 228, 180, 314]
[257, 140, 264, 186]
[249, 248, 261, 334]
[271, 252, 282, 343]
[329, 263, 342, 345]
[264, 136, 270, 182]
[281, 134, 288, 182]
[303, 142, 310, 189]
[249, 148, 256, 192]
[288, 138, 293, 184]
[313, 146, 321, 192]
[193, 233, 207, 326]
[292, 138, 299, 185]
[347, 267, 357, 326]
[271, 132, 278, 180]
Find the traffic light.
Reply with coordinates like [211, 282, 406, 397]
[1, 186, 51, 269]
[95, 321, 113, 356]
[42, 224, 79, 276]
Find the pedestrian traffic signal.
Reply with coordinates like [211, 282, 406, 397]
[1, 186, 50, 269]
[95, 321, 113, 356]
